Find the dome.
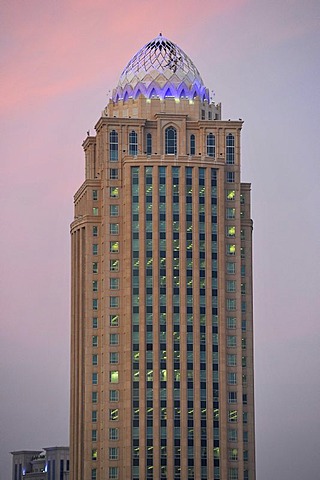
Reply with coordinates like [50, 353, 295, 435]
[112, 34, 209, 102]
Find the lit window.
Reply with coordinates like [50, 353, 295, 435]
[110, 205, 119, 216]
[110, 352, 119, 364]
[110, 371, 119, 383]
[110, 241, 119, 253]
[92, 207, 99, 216]
[92, 335, 98, 347]
[129, 130, 138, 156]
[110, 186, 119, 198]
[110, 314, 119, 327]
[227, 244, 236, 255]
[110, 169, 119, 180]
[109, 447, 119, 460]
[226, 134, 235, 164]
[92, 448, 97, 461]
[109, 428, 119, 440]
[109, 408, 119, 421]
[165, 126, 177, 155]
[110, 333, 119, 345]
[92, 190, 98, 201]
[206, 133, 215, 157]
[227, 410, 238, 427]
[110, 259, 119, 272]
[110, 130, 118, 162]
[110, 223, 119, 235]
[110, 278, 119, 290]
[227, 335, 237, 347]
[227, 189, 236, 200]
[229, 448, 238, 461]
[190, 134, 195, 155]
[226, 226, 236, 237]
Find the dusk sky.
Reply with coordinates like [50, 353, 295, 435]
[1, 0, 320, 478]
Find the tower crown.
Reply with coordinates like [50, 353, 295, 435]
[112, 34, 209, 102]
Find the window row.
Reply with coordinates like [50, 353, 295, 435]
[108, 129, 235, 160]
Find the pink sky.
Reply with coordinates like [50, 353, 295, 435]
[1, 1, 320, 478]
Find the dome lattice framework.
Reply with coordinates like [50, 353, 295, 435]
[112, 34, 209, 102]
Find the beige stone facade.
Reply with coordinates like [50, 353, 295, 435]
[70, 36, 255, 480]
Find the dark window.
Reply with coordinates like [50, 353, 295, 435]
[207, 133, 215, 157]
[129, 130, 138, 156]
[226, 133, 235, 164]
[190, 134, 195, 155]
[110, 130, 118, 161]
[146, 133, 152, 155]
[165, 127, 177, 155]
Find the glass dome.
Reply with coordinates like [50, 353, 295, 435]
[112, 34, 209, 102]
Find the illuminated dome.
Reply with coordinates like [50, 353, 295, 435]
[112, 34, 209, 102]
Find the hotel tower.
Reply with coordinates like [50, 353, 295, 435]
[70, 35, 255, 480]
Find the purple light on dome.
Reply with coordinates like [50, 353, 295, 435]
[112, 35, 210, 102]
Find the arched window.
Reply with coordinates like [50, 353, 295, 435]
[129, 130, 138, 156]
[110, 130, 118, 162]
[165, 127, 177, 155]
[190, 134, 195, 155]
[146, 133, 152, 156]
[226, 134, 235, 164]
[207, 133, 215, 157]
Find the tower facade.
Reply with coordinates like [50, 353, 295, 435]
[70, 35, 255, 480]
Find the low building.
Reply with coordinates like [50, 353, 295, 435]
[11, 447, 69, 480]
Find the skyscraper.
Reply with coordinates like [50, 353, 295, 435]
[70, 34, 255, 480]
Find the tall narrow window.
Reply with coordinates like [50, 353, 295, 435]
[165, 126, 177, 155]
[226, 133, 235, 164]
[190, 134, 195, 155]
[129, 130, 138, 156]
[146, 133, 152, 155]
[110, 130, 118, 162]
[207, 133, 215, 157]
